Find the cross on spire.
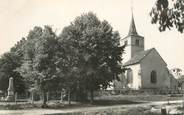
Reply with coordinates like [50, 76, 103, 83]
[131, 0, 134, 13]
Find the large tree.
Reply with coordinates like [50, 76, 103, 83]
[56, 36, 81, 103]
[18, 26, 43, 87]
[33, 26, 58, 106]
[58, 12, 124, 102]
[150, 0, 184, 33]
[18, 26, 59, 106]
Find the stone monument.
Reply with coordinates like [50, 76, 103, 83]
[5, 77, 15, 101]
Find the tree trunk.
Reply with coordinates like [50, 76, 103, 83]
[60, 91, 63, 103]
[90, 89, 94, 103]
[46, 92, 49, 102]
[68, 88, 71, 105]
[31, 92, 34, 104]
[15, 92, 17, 105]
[182, 94, 184, 108]
[42, 90, 47, 108]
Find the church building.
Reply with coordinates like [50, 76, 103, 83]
[118, 14, 174, 91]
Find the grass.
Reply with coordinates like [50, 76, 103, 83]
[0, 103, 40, 110]
[93, 99, 142, 106]
[0, 104, 21, 110]
[0, 95, 144, 110]
[95, 94, 184, 102]
[0, 94, 183, 110]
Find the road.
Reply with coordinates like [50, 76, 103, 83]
[0, 100, 183, 115]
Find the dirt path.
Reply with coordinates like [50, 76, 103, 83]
[0, 100, 183, 115]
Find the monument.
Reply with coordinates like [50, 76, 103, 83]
[5, 77, 15, 101]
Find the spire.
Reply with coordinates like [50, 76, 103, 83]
[128, 13, 138, 36]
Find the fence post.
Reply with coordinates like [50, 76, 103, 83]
[182, 93, 184, 108]
[167, 95, 170, 105]
[31, 92, 34, 104]
[47, 92, 49, 103]
[15, 92, 17, 105]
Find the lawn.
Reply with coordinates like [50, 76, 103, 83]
[95, 94, 184, 102]
[0, 94, 183, 109]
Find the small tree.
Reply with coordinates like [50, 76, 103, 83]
[0, 52, 26, 94]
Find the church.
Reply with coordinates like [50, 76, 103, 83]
[114, 14, 178, 92]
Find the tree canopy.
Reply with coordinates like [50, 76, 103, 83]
[150, 0, 184, 33]
[0, 12, 124, 105]
[58, 12, 124, 102]
[0, 52, 26, 93]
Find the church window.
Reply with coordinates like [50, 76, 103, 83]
[150, 70, 157, 84]
[135, 39, 139, 46]
[127, 69, 133, 84]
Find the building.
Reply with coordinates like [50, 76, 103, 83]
[178, 75, 184, 93]
[170, 68, 182, 79]
[169, 71, 179, 93]
[117, 14, 174, 91]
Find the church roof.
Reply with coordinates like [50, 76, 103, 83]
[128, 14, 138, 36]
[123, 48, 154, 66]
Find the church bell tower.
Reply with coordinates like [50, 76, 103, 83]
[121, 14, 144, 63]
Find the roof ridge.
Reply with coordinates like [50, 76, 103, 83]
[138, 48, 154, 62]
[123, 48, 155, 66]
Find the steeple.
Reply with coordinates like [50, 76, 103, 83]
[122, 11, 144, 63]
[128, 13, 138, 36]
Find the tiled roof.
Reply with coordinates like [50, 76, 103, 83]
[123, 48, 154, 66]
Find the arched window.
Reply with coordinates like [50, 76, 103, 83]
[151, 70, 157, 83]
[126, 69, 133, 84]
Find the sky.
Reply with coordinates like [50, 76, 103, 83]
[0, 0, 184, 71]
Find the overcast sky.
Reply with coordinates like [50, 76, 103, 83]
[0, 0, 184, 71]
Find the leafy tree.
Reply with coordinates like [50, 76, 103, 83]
[10, 37, 26, 57]
[58, 12, 124, 102]
[33, 26, 58, 106]
[0, 52, 26, 94]
[18, 26, 59, 106]
[18, 27, 43, 88]
[150, 0, 184, 32]
[0, 35, 28, 96]
[56, 30, 82, 103]
[1, 12, 124, 105]
[17, 27, 44, 102]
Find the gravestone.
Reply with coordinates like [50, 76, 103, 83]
[5, 77, 15, 101]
